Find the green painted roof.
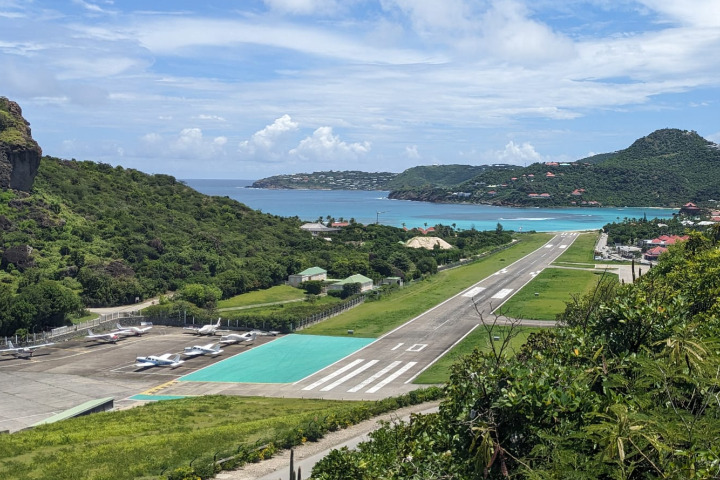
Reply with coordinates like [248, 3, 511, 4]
[32, 397, 114, 426]
[335, 274, 373, 285]
[296, 266, 326, 276]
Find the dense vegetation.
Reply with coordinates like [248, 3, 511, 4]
[388, 129, 720, 207]
[0, 157, 512, 336]
[312, 232, 720, 479]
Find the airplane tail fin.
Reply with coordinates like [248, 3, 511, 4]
[116, 323, 124, 330]
[87, 329, 94, 335]
[7, 340, 13, 349]
[216, 317, 222, 327]
[173, 354, 182, 363]
[250, 332, 257, 341]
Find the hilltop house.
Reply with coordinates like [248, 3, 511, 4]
[288, 267, 327, 287]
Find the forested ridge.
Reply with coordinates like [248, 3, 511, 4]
[388, 129, 720, 207]
[313, 230, 720, 479]
[0, 156, 511, 336]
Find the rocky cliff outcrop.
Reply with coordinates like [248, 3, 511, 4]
[0, 97, 42, 191]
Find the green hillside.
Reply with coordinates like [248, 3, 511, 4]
[388, 129, 720, 207]
[385, 164, 512, 189]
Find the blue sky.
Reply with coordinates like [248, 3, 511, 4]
[1, 0, 719, 179]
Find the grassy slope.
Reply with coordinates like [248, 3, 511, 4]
[0, 396, 367, 480]
[217, 285, 307, 309]
[552, 232, 598, 265]
[299, 233, 552, 337]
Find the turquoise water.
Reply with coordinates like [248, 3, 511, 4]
[185, 179, 676, 233]
[178, 334, 375, 383]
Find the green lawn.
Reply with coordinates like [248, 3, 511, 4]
[300, 233, 553, 337]
[217, 285, 306, 309]
[414, 326, 540, 384]
[223, 294, 340, 319]
[497, 268, 615, 321]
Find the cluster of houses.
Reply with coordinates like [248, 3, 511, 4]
[642, 234, 690, 261]
[287, 267, 402, 293]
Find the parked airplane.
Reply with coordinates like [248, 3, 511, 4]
[184, 318, 222, 336]
[0, 340, 55, 358]
[219, 331, 257, 345]
[114, 323, 153, 336]
[183, 343, 224, 357]
[134, 353, 184, 368]
[85, 329, 121, 343]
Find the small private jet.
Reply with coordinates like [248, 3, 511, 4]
[183, 343, 224, 357]
[85, 329, 121, 343]
[219, 331, 257, 345]
[134, 353, 185, 368]
[0, 340, 55, 359]
[114, 322, 153, 336]
[184, 318, 222, 336]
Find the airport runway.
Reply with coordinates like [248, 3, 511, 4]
[0, 233, 576, 431]
[161, 232, 577, 401]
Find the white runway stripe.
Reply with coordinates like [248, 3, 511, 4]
[366, 362, 417, 393]
[320, 360, 378, 391]
[462, 286, 486, 298]
[302, 359, 365, 391]
[492, 288, 513, 299]
[347, 361, 401, 393]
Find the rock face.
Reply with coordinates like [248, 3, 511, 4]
[0, 97, 42, 192]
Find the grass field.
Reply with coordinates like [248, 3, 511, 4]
[217, 285, 307, 309]
[0, 396, 368, 480]
[551, 232, 598, 265]
[414, 326, 540, 384]
[497, 268, 613, 320]
[223, 294, 340, 318]
[299, 233, 553, 337]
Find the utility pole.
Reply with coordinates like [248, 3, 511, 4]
[376, 211, 387, 224]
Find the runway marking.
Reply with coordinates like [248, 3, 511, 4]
[462, 287, 486, 298]
[302, 359, 365, 391]
[407, 324, 479, 384]
[347, 361, 401, 393]
[366, 362, 417, 393]
[391, 343, 404, 351]
[320, 360, 378, 391]
[545, 244, 554, 248]
[559, 244, 568, 249]
[492, 288, 513, 299]
[406, 344, 427, 352]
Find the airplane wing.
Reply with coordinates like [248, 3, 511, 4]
[134, 361, 156, 367]
[183, 349, 204, 357]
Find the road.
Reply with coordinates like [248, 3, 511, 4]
[161, 232, 577, 401]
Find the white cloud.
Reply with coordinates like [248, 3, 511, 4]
[196, 114, 226, 122]
[263, 0, 338, 15]
[239, 114, 300, 159]
[141, 128, 228, 159]
[404, 145, 420, 159]
[290, 126, 370, 162]
[638, 0, 720, 28]
[491, 141, 543, 165]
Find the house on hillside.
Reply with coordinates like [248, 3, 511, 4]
[300, 223, 339, 236]
[328, 274, 374, 293]
[644, 246, 667, 261]
[288, 267, 327, 287]
[679, 202, 701, 216]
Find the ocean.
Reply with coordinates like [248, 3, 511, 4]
[184, 179, 677, 233]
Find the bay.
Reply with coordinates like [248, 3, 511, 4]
[184, 179, 676, 233]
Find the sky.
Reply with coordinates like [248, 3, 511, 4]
[1, 1, 719, 179]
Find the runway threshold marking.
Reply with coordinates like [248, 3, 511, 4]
[320, 360, 379, 391]
[391, 343, 404, 351]
[347, 361, 402, 393]
[366, 362, 417, 393]
[302, 359, 365, 391]
[407, 344, 427, 352]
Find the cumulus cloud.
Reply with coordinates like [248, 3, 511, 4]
[290, 126, 370, 162]
[239, 114, 299, 159]
[141, 128, 228, 159]
[491, 141, 543, 165]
